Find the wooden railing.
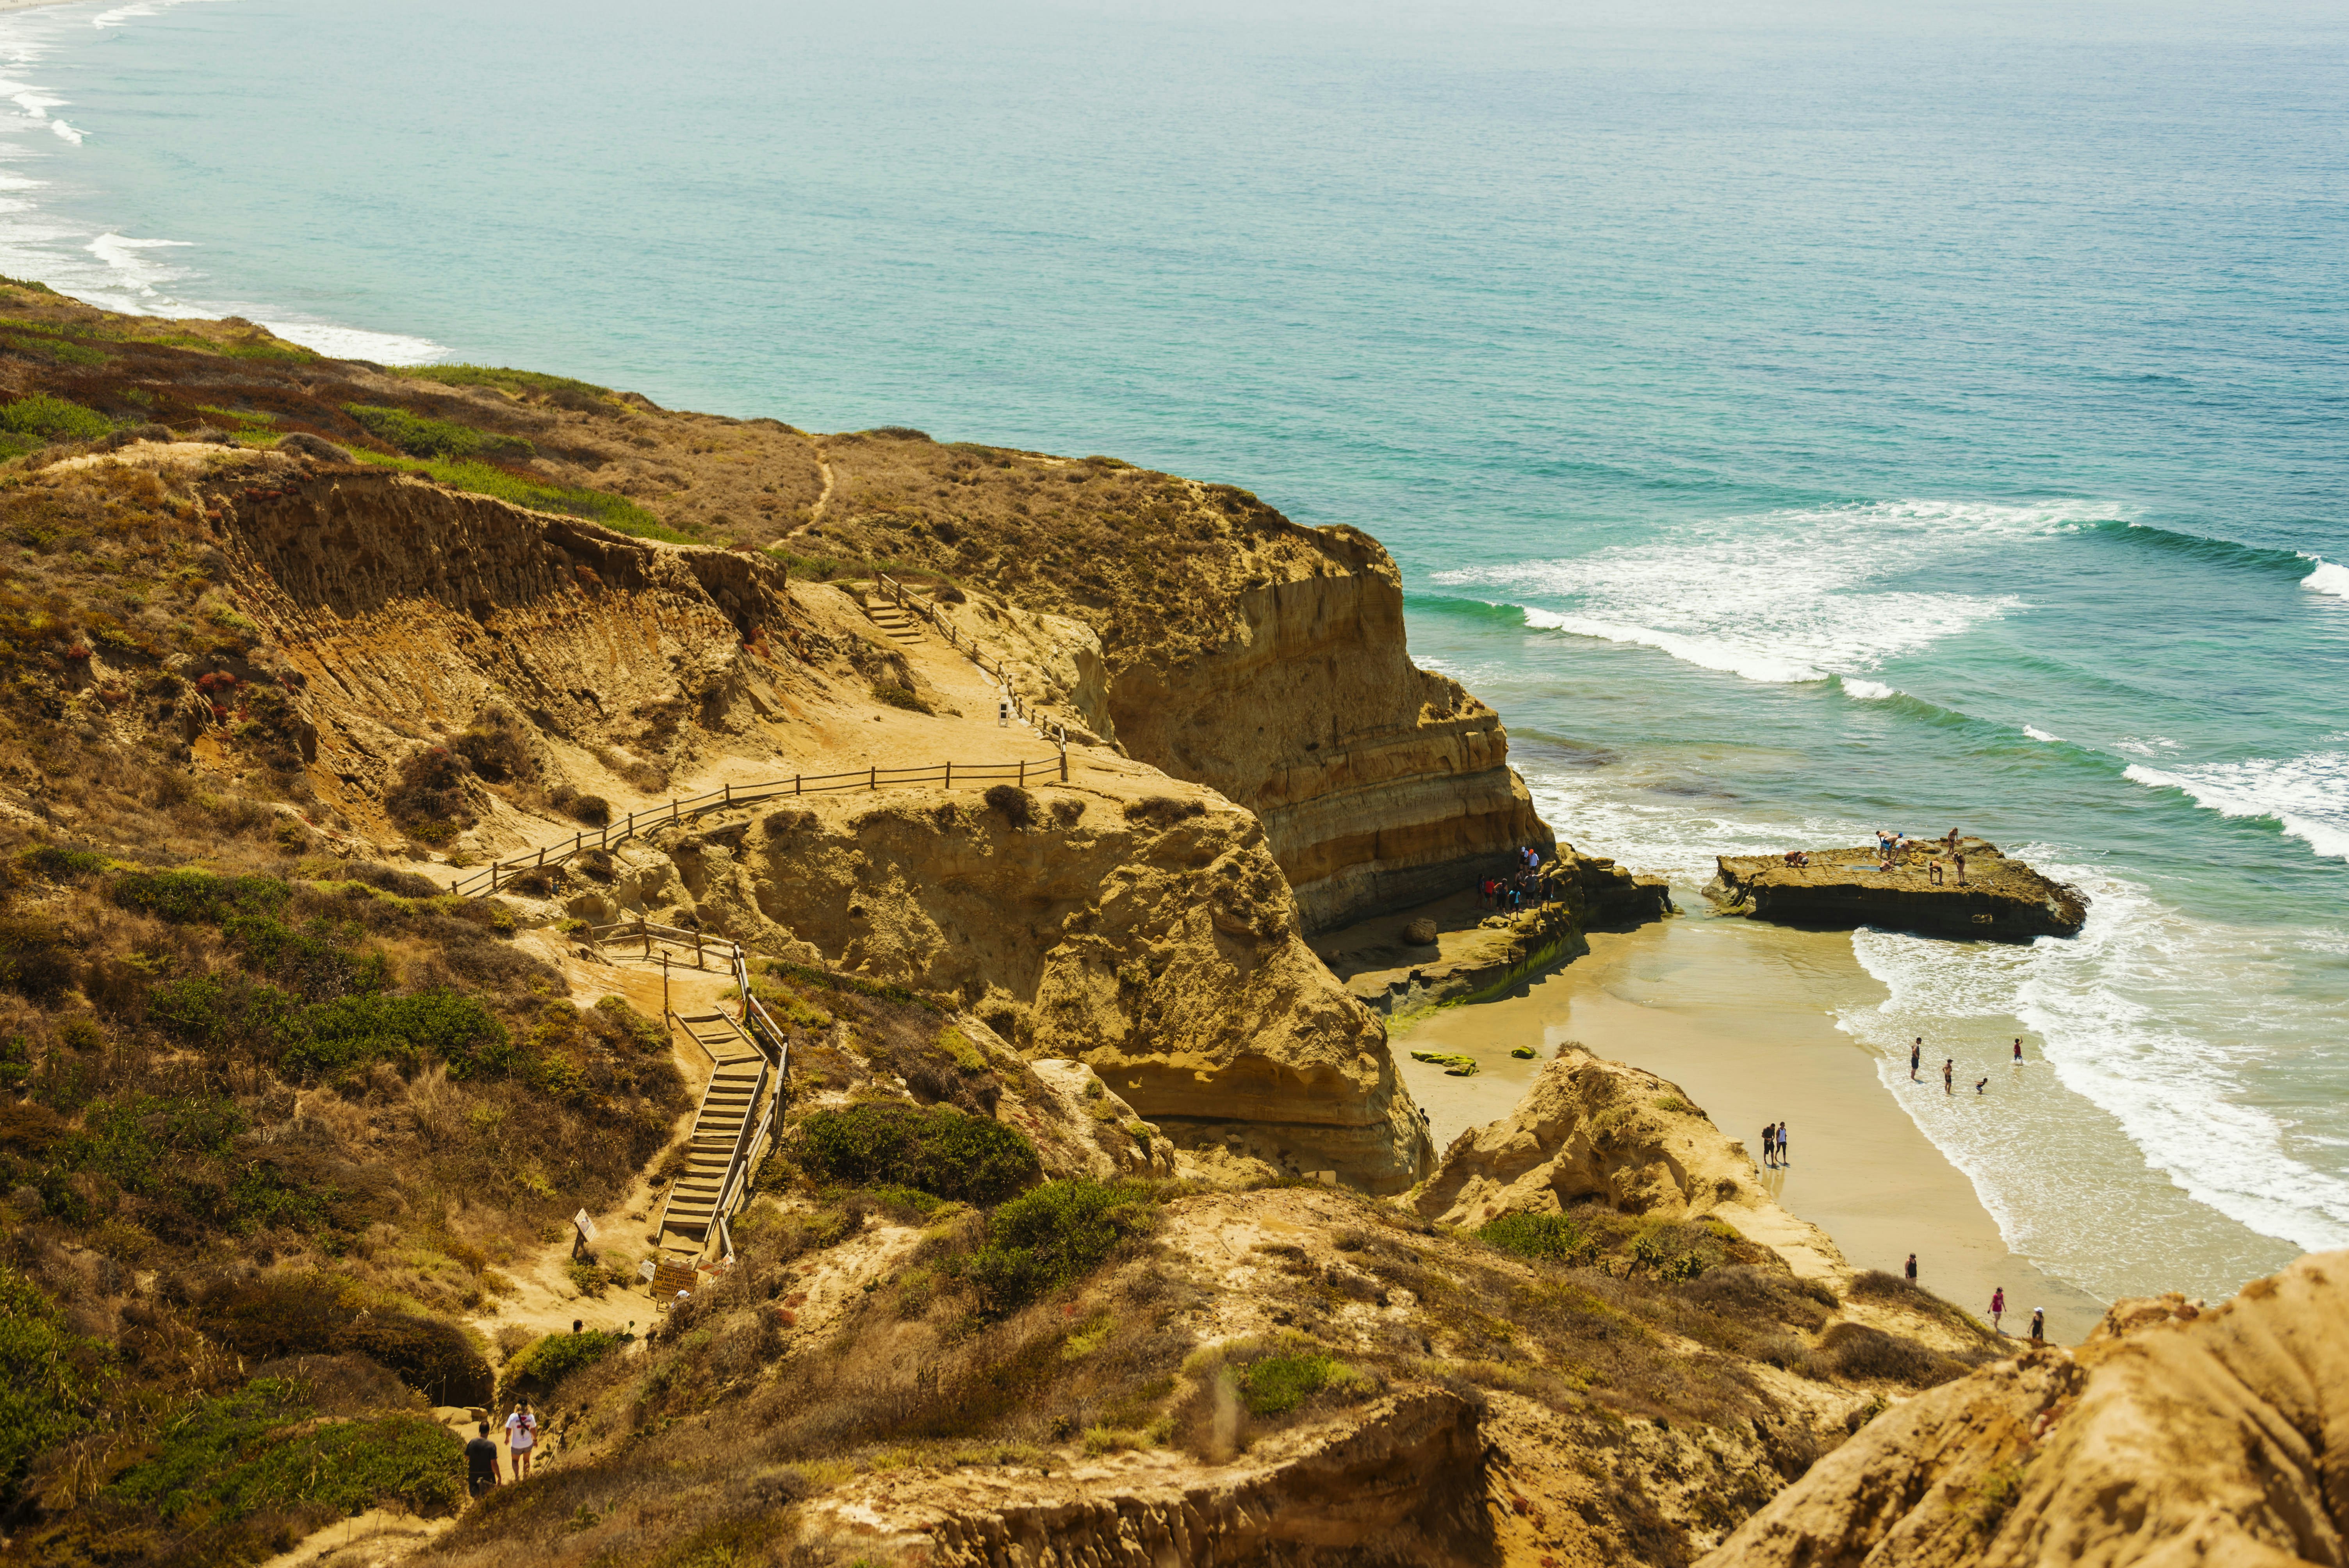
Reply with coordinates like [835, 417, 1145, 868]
[599, 918, 790, 1266]
[454, 750, 1071, 898]
[873, 571, 1070, 745]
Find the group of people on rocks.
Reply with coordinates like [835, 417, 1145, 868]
[1478, 844, 1556, 911]
[1869, 827, 1968, 882]
[1777, 827, 1971, 882]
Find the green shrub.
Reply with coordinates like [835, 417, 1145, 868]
[199, 1275, 493, 1405]
[0, 915, 74, 1003]
[392, 363, 611, 401]
[107, 1379, 464, 1523]
[965, 1179, 1153, 1314]
[19, 843, 106, 880]
[346, 449, 686, 541]
[1238, 1351, 1351, 1417]
[346, 403, 533, 463]
[797, 1102, 1039, 1205]
[0, 392, 109, 444]
[499, 1329, 620, 1402]
[288, 988, 511, 1078]
[0, 1268, 116, 1507]
[1476, 1211, 1596, 1266]
[872, 682, 932, 714]
[384, 745, 474, 838]
[110, 868, 289, 924]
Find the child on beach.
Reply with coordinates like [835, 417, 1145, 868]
[1975, 1076, 1989, 1093]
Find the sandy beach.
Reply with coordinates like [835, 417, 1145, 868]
[1395, 899, 2112, 1345]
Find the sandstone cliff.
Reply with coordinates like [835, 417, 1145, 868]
[1413, 1044, 1849, 1283]
[1705, 1252, 2349, 1566]
[561, 786, 1434, 1192]
[807, 439, 1566, 932]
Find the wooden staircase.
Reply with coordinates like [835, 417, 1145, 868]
[653, 1010, 772, 1258]
[863, 595, 926, 645]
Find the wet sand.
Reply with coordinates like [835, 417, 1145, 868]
[1394, 900, 2111, 1344]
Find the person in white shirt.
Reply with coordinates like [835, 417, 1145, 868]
[505, 1403, 539, 1478]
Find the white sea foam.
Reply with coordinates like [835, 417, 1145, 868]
[2023, 725, 2062, 743]
[251, 316, 444, 365]
[1845, 855, 2349, 1287]
[0, 5, 447, 363]
[2303, 556, 2349, 601]
[2124, 751, 2349, 861]
[1841, 677, 1896, 700]
[1520, 729, 2349, 1299]
[1444, 499, 2093, 688]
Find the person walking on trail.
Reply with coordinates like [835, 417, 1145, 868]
[1991, 1287, 2006, 1333]
[1911, 1039, 1922, 1081]
[2030, 1306, 2045, 1342]
[506, 1403, 538, 1479]
[1905, 1253, 1919, 1284]
[465, 1421, 501, 1499]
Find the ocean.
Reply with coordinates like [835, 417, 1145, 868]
[3, 0, 2342, 1304]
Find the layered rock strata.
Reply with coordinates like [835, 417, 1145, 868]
[1705, 1252, 2349, 1566]
[1102, 527, 1554, 932]
[1707, 840, 2087, 941]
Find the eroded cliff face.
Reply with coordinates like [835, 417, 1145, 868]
[191, 456, 809, 837]
[1104, 529, 1552, 932]
[567, 788, 1435, 1191]
[1704, 1253, 2349, 1567]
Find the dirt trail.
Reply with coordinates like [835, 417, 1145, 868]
[463, 939, 743, 1349]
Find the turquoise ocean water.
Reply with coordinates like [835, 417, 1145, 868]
[2, 0, 2343, 1303]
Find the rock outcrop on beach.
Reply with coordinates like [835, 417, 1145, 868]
[1412, 1044, 1849, 1282]
[1707, 841, 2088, 941]
[1704, 1250, 2349, 1567]
[1317, 853, 1675, 1017]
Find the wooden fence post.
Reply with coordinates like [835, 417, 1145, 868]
[488, 864, 499, 893]
[1017, 759, 1025, 788]
[869, 766, 876, 791]
[943, 761, 951, 789]
[723, 783, 730, 805]
[795, 774, 801, 795]
[642, 920, 651, 959]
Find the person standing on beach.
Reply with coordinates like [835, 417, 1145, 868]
[1991, 1287, 2005, 1333]
[1905, 1253, 1918, 1284]
[1760, 1123, 1775, 1168]
[1943, 1058, 1954, 1094]
[2030, 1306, 2045, 1342]
[1911, 1039, 1922, 1080]
[1778, 1122, 1790, 1165]
[2014, 1038, 2025, 1065]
